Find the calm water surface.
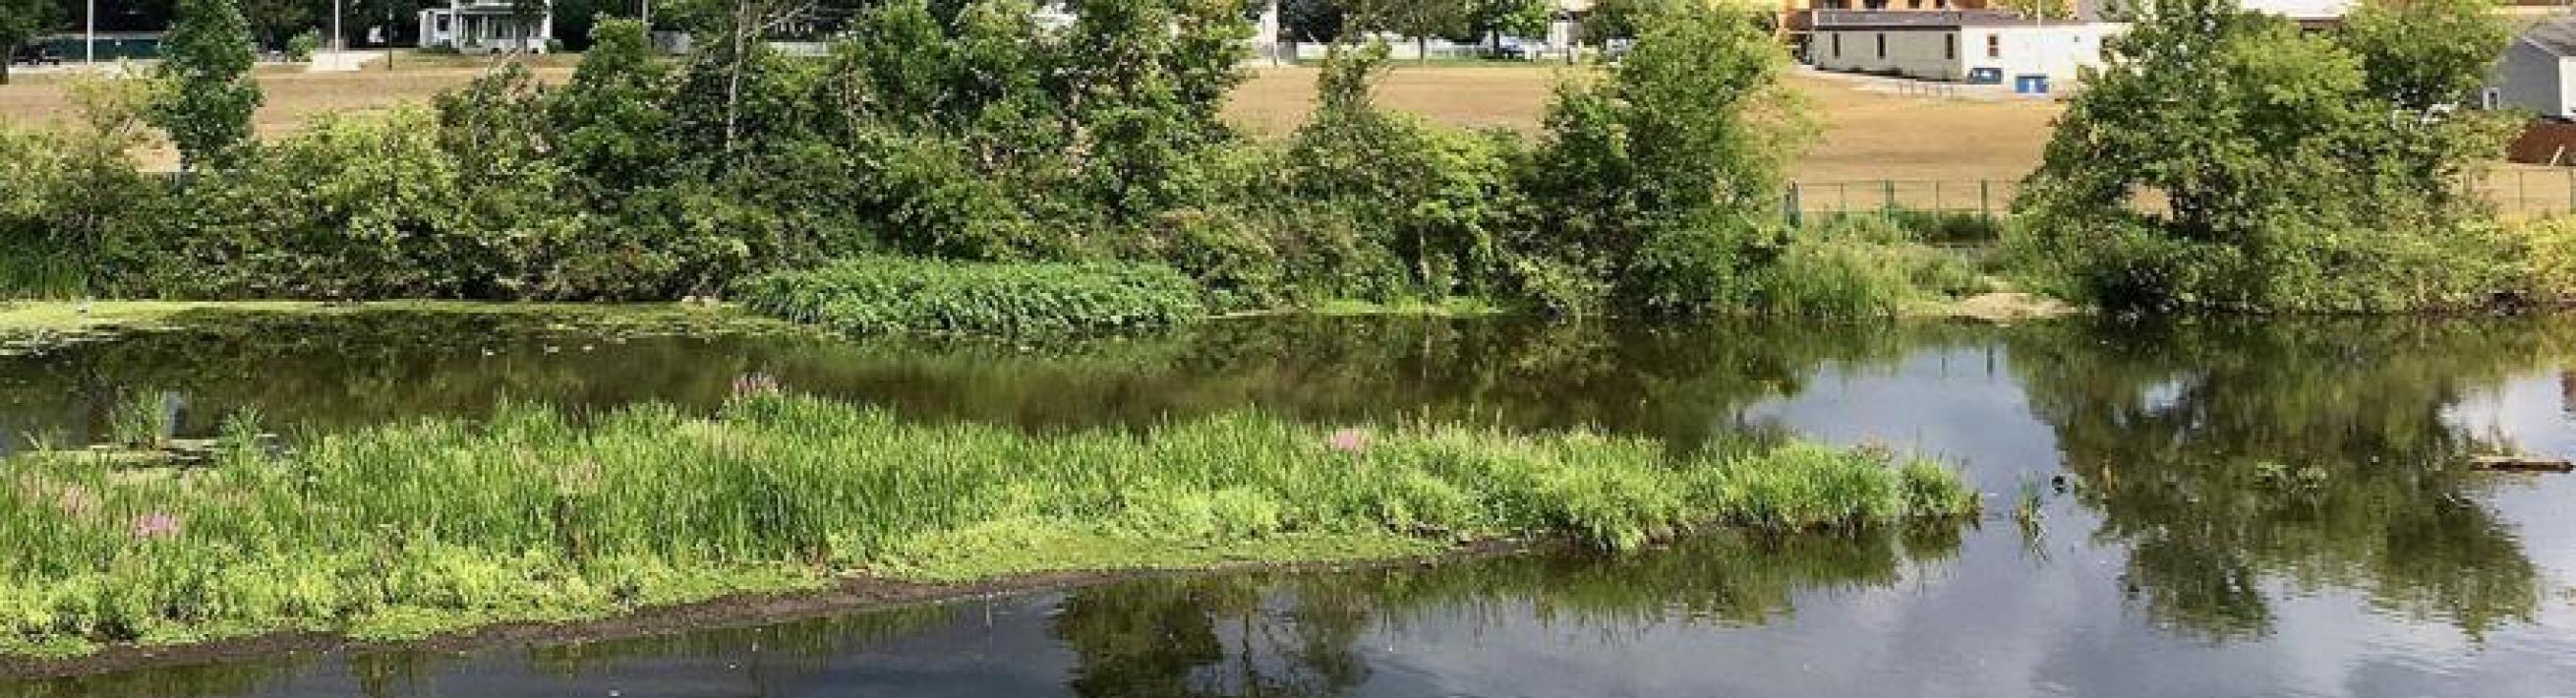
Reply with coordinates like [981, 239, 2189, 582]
[6, 312, 2576, 698]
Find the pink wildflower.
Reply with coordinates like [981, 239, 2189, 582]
[55, 486, 100, 519]
[731, 373, 783, 399]
[132, 512, 182, 540]
[1326, 428, 1371, 454]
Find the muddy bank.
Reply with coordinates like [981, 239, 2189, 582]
[0, 539, 1538, 681]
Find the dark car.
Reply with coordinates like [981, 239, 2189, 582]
[10, 44, 64, 66]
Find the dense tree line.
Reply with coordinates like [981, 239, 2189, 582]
[12, 0, 1942, 317]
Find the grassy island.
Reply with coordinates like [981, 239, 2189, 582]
[0, 390, 1975, 659]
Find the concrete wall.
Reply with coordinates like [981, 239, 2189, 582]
[2493, 39, 2571, 120]
[1809, 29, 1962, 80]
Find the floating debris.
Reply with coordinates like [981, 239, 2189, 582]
[2469, 455, 2574, 474]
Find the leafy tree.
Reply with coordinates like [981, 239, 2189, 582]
[1994, 0, 2073, 20]
[1582, 0, 1671, 40]
[1279, 0, 1347, 42]
[154, 0, 265, 172]
[1469, 0, 1550, 42]
[1351, 0, 1468, 61]
[2339, 0, 2507, 111]
[1059, 0, 1249, 224]
[1526, 2, 1812, 315]
[1289, 42, 1520, 297]
[547, 17, 676, 195]
[1, 0, 60, 86]
[2013, 0, 2518, 313]
[239, 0, 311, 48]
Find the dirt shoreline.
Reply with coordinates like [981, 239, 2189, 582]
[0, 538, 1540, 681]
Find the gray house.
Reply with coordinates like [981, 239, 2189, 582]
[2493, 17, 2576, 120]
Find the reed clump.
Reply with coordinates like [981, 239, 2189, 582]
[0, 390, 1974, 657]
[733, 258, 1205, 336]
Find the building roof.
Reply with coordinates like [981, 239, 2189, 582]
[1809, 9, 2085, 29]
[2524, 16, 2576, 58]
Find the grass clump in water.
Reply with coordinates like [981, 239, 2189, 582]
[734, 257, 1205, 336]
[0, 390, 1974, 657]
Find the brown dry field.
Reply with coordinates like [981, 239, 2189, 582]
[6, 60, 2055, 181]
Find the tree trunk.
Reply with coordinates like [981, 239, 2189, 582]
[1417, 35, 1428, 63]
[724, 3, 749, 161]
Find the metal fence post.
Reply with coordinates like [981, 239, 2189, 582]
[1785, 183, 1803, 228]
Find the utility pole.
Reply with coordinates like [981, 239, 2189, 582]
[333, 0, 344, 50]
[85, 0, 94, 63]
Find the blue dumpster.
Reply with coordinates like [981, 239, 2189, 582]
[2013, 75, 2051, 95]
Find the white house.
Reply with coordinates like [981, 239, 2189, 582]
[2491, 17, 2576, 120]
[419, 0, 554, 54]
[1806, 10, 2123, 90]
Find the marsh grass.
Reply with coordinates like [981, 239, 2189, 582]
[735, 258, 1206, 336]
[0, 392, 1974, 657]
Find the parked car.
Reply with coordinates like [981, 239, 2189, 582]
[9, 44, 64, 66]
[1495, 38, 1539, 61]
[1603, 38, 1636, 62]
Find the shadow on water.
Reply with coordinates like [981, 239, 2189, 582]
[7, 311, 2576, 696]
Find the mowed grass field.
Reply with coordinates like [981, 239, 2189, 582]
[0, 57, 2061, 180]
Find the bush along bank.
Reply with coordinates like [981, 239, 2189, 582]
[2, 4, 1979, 320]
[0, 389, 1978, 659]
[733, 258, 1205, 336]
[2009, 0, 2547, 314]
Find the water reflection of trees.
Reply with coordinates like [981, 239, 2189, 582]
[1050, 530, 1960, 697]
[0, 314, 1967, 450]
[2008, 318, 2569, 640]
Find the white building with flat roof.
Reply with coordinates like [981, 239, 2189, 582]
[1807, 10, 2124, 90]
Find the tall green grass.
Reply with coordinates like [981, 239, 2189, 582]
[0, 390, 1974, 657]
[0, 249, 90, 301]
[734, 257, 1206, 336]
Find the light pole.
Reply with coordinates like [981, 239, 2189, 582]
[85, 0, 94, 64]
[333, 0, 344, 51]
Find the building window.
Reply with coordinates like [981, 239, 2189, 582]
[1833, 32, 1842, 58]
[1945, 33, 1956, 60]
[1876, 33, 1887, 59]
[1986, 34, 2001, 58]
[1908, 0, 1922, 7]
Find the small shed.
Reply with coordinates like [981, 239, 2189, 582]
[2492, 17, 2576, 121]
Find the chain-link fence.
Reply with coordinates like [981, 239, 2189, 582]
[1792, 168, 2576, 242]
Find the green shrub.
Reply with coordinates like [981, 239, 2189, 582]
[284, 30, 322, 62]
[2013, 0, 2521, 314]
[1519, 4, 1814, 316]
[735, 257, 1208, 336]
